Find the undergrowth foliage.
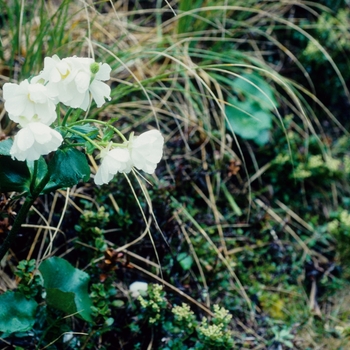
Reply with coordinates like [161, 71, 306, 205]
[0, 0, 350, 349]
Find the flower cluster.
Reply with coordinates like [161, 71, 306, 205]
[3, 54, 164, 186]
[138, 284, 166, 324]
[3, 55, 111, 161]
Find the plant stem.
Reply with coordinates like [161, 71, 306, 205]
[62, 107, 74, 126]
[0, 168, 51, 262]
[65, 126, 103, 151]
[71, 119, 128, 142]
[29, 160, 38, 194]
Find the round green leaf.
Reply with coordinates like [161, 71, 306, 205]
[0, 291, 37, 334]
[226, 99, 272, 145]
[39, 257, 93, 322]
[0, 156, 31, 193]
[44, 148, 90, 192]
[230, 73, 279, 111]
[177, 252, 194, 271]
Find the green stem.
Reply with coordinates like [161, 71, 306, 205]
[29, 160, 38, 194]
[65, 126, 127, 151]
[65, 127, 103, 151]
[71, 119, 127, 142]
[0, 169, 51, 262]
[62, 107, 74, 126]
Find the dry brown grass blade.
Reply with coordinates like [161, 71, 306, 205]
[309, 279, 322, 318]
[123, 249, 160, 270]
[275, 199, 315, 233]
[0, 269, 16, 292]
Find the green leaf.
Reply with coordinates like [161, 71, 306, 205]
[177, 252, 193, 271]
[70, 124, 99, 143]
[230, 73, 278, 111]
[0, 291, 37, 333]
[105, 317, 114, 326]
[226, 98, 272, 145]
[44, 289, 77, 315]
[85, 141, 96, 155]
[0, 156, 31, 193]
[0, 138, 13, 156]
[39, 257, 93, 322]
[44, 148, 90, 192]
[254, 129, 270, 146]
[112, 300, 124, 308]
[101, 128, 114, 142]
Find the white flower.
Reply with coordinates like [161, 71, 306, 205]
[129, 281, 148, 298]
[37, 55, 111, 110]
[10, 122, 63, 161]
[94, 130, 164, 185]
[62, 332, 80, 347]
[94, 147, 132, 185]
[3, 79, 57, 127]
[62, 333, 74, 343]
[130, 130, 164, 174]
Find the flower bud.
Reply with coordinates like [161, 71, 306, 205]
[90, 62, 100, 74]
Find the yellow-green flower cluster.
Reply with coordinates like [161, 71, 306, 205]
[84, 206, 110, 221]
[324, 155, 341, 172]
[293, 167, 312, 179]
[138, 284, 166, 324]
[198, 321, 226, 341]
[172, 303, 196, 330]
[274, 153, 289, 165]
[328, 219, 340, 234]
[172, 303, 194, 322]
[213, 304, 232, 325]
[308, 155, 323, 169]
[328, 210, 350, 235]
[198, 312, 233, 347]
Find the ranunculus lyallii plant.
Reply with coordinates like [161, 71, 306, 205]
[0, 54, 164, 261]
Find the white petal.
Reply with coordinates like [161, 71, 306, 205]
[79, 93, 91, 111]
[94, 164, 113, 185]
[95, 63, 111, 81]
[28, 84, 47, 103]
[3, 82, 28, 117]
[75, 71, 90, 93]
[94, 147, 132, 185]
[17, 127, 35, 150]
[89, 80, 111, 107]
[130, 130, 164, 173]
